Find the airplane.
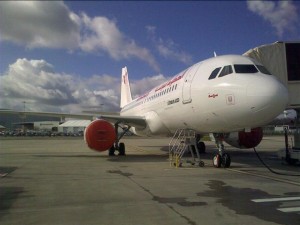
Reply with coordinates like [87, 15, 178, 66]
[271, 109, 297, 126]
[0, 55, 289, 168]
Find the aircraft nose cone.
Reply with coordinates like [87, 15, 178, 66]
[247, 75, 289, 123]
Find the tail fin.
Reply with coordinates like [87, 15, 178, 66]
[120, 67, 133, 108]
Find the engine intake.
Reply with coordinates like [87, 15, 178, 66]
[84, 119, 116, 152]
[224, 127, 263, 149]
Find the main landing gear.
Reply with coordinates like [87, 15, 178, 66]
[212, 134, 231, 168]
[109, 123, 131, 156]
[109, 142, 126, 156]
[195, 134, 206, 154]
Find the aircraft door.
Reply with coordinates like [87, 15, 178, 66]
[182, 65, 199, 104]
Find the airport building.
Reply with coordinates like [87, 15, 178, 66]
[6, 120, 91, 135]
[58, 120, 91, 134]
[33, 121, 60, 131]
[10, 120, 91, 133]
[11, 121, 60, 131]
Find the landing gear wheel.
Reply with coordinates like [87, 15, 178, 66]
[221, 153, 231, 168]
[199, 161, 205, 167]
[213, 154, 222, 168]
[118, 142, 126, 156]
[197, 141, 206, 154]
[109, 146, 115, 156]
[190, 145, 196, 156]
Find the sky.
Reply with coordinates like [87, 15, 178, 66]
[0, 1, 299, 113]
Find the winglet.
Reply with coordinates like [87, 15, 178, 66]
[214, 51, 217, 57]
[120, 67, 133, 108]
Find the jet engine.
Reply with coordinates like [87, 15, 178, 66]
[224, 127, 263, 149]
[84, 119, 116, 152]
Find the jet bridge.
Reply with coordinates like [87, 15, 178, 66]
[243, 41, 300, 109]
[244, 41, 300, 155]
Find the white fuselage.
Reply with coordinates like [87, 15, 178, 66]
[120, 55, 289, 136]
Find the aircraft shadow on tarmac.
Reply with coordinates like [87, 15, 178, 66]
[0, 186, 25, 217]
[0, 166, 18, 175]
[34, 153, 169, 163]
[33, 144, 299, 171]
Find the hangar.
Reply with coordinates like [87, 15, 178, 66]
[58, 120, 91, 134]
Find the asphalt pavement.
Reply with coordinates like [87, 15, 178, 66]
[0, 136, 299, 225]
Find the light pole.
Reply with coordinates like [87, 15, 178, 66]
[22, 101, 26, 132]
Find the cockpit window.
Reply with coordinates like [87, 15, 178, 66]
[218, 65, 233, 77]
[208, 67, 221, 80]
[256, 65, 272, 75]
[234, 64, 258, 73]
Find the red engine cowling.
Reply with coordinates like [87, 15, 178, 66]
[84, 119, 116, 152]
[224, 127, 263, 149]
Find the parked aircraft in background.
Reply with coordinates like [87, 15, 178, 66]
[272, 109, 297, 126]
[0, 55, 289, 168]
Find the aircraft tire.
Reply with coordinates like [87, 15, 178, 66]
[197, 141, 206, 154]
[213, 154, 222, 168]
[109, 145, 115, 156]
[118, 143, 126, 156]
[221, 153, 231, 168]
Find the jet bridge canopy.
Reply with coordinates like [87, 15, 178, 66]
[243, 41, 300, 109]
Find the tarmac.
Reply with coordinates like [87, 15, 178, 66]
[0, 135, 299, 225]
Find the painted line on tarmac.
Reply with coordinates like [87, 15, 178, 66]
[0, 173, 8, 177]
[252, 197, 300, 213]
[252, 197, 300, 203]
[277, 207, 300, 213]
[226, 168, 300, 186]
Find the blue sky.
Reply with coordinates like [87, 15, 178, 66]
[0, 1, 299, 113]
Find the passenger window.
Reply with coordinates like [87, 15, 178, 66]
[218, 65, 233, 77]
[208, 67, 221, 80]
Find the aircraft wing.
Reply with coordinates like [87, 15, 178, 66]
[0, 109, 95, 120]
[0, 109, 147, 129]
[99, 115, 147, 129]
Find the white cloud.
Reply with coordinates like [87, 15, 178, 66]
[130, 74, 169, 99]
[157, 38, 193, 65]
[80, 13, 159, 71]
[146, 25, 193, 65]
[247, 1, 298, 37]
[0, 58, 166, 113]
[0, 58, 119, 112]
[0, 1, 80, 49]
[0, 1, 159, 70]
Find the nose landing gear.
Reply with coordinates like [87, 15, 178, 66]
[212, 134, 231, 168]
